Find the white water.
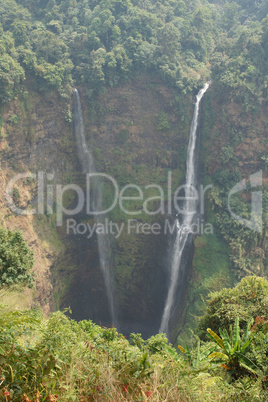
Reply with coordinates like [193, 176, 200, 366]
[73, 89, 116, 325]
[159, 82, 210, 335]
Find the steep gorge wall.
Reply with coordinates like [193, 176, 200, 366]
[0, 75, 195, 337]
[61, 75, 195, 336]
[177, 87, 268, 343]
[0, 86, 77, 313]
[2, 76, 266, 340]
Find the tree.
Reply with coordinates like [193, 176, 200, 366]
[11, 19, 30, 46]
[0, 53, 25, 103]
[31, 29, 68, 64]
[198, 276, 268, 339]
[0, 228, 34, 287]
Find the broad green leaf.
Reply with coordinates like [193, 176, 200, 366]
[8, 364, 14, 382]
[244, 318, 254, 342]
[232, 317, 240, 351]
[185, 344, 192, 365]
[240, 339, 250, 353]
[234, 352, 258, 373]
[200, 346, 216, 361]
[219, 328, 231, 353]
[239, 362, 257, 375]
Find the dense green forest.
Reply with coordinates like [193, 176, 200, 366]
[0, 0, 268, 400]
[0, 0, 267, 102]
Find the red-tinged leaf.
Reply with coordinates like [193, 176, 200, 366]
[145, 391, 153, 399]
[220, 364, 231, 370]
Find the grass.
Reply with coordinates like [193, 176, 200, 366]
[33, 214, 63, 254]
[0, 285, 32, 312]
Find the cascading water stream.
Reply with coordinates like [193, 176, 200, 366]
[73, 88, 116, 325]
[159, 82, 210, 335]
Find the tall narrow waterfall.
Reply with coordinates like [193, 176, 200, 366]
[160, 82, 210, 335]
[73, 89, 116, 325]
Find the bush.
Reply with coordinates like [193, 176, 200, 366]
[8, 114, 18, 125]
[0, 228, 34, 287]
[0, 294, 267, 400]
[198, 276, 268, 339]
[157, 112, 171, 131]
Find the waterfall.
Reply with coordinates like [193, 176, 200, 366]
[159, 82, 210, 335]
[73, 89, 116, 325]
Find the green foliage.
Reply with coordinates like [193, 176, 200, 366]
[0, 0, 266, 102]
[0, 228, 34, 287]
[8, 114, 18, 125]
[220, 145, 235, 164]
[1, 280, 267, 400]
[129, 332, 144, 349]
[0, 51, 25, 103]
[178, 277, 268, 392]
[146, 333, 169, 354]
[206, 134, 267, 279]
[63, 104, 72, 123]
[178, 232, 234, 346]
[261, 155, 268, 170]
[211, 14, 268, 106]
[207, 317, 258, 378]
[249, 317, 268, 386]
[177, 339, 216, 372]
[198, 276, 268, 338]
[157, 111, 171, 131]
[0, 0, 216, 101]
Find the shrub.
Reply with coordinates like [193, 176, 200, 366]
[198, 276, 268, 339]
[0, 228, 34, 287]
[8, 114, 18, 125]
[207, 317, 258, 379]
[157, 112, 171, 131]
[0, 300, 267, 400]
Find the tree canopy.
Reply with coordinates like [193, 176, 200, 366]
[0, 0, 266, 101]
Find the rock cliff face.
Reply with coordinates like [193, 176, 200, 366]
[177, 87, 268, 343]
[60, 75, 194, 336]
[0, 75, 194, 336]
[0, 87, 76, 314]
[1, 76, 266, 339]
